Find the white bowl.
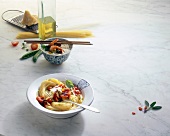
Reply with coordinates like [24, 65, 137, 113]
[27, 73, 94, 118]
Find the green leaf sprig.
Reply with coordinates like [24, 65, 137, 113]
[65, 80, 74, 88]
[144, 100, 162, 113]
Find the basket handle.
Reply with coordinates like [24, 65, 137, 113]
[1, 10, 23, 22]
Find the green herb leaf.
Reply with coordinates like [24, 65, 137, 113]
[150, 102, 156, 108]
[41, 44, 50, 51]
[66, 80, 74, 88]
[152, 106, 162, 110]
[145, 100, 149, 107]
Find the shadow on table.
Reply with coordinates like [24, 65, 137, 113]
[3, 102, 85, 136]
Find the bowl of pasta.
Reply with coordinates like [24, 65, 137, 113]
[27, 73, 94, 118]
[40, 38, 73, 65]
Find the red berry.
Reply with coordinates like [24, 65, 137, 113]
[132, 112, 136, 115]
[138, 107, 143, 111]
[144, 106, 147, 110]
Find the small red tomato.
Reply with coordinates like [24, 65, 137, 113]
[63, 88, 70, 92]
[60, 94, 69, 99]
[59, 84, 65, 88]
[40, 96, 44, 99]
[31, 43, 38, 50]
[36, 96, 43, 104]
[74, 89, 81, 95]
[11, 41, 19, 47]
[47, 98, 53, 104]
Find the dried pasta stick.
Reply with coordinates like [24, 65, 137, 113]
[16, 30, 93, 39]
[16, 32, 38, 39]
[56, 30, 93, 38]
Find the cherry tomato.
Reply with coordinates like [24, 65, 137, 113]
[58, 84, 65, 88]
[75, 90, 81, 95]
[40, 96, 44, 99]
[61, 88, 71, 98]
[60, 94, 69, 99]
[47, 98, 53, 104]
[63, 88, 70, 92]
[11, 41, 19, 47]
[74, 87, 81, 95]
[36, 96, 43, 104]
[31, 43, 38, 50]
[43, 100, 48, 107]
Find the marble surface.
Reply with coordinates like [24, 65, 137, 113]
[0, 0, 170, 136]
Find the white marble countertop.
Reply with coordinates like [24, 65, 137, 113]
[0, 0, 170, 136]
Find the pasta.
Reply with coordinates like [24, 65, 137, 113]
[16, 30, 93, 39]
[36, 78, 84, 111]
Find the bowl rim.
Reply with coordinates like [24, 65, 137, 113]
[40, 37, 73, 57]
[26, 73, 94, 115]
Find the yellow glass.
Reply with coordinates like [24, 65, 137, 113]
[38, 0, 56, 40]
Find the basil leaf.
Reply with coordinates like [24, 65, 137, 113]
[66, 80, 74, 88]
[145, 100, 149, 107]
[41, 44, 50, 51]
[150, 102, 156, 108]
[152, 106, 162, 110]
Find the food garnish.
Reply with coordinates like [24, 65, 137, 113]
[11, 41, 19, 47]
[132, 112, 136, 115]
[66, 80, 74, 88]
[138, 107, 142, 111]
[132, 100, 162, 115]
[144, 100, 162, 113]
[31, 43, 39, 50]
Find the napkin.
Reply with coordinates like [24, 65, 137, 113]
[16, 30, 93, 39]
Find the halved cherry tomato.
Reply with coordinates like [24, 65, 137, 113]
[11, 41, 19, 47]
[36, 96, 43, 104]
[31, 43, 38, 50]
[73, 87, 81, 95]
[61, 88, 71, 98]
[58, 84, 65, 88]
[47, 98, 53, 104]
[60, 94, 69, 99]
[74, 89, 81, 95]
